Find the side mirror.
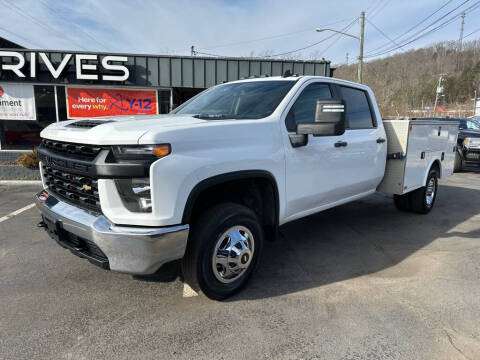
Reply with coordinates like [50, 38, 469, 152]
[297, 99, 346, 136]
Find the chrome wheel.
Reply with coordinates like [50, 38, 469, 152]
[212, 226, 254, 284]
[426, 177, 436, 206]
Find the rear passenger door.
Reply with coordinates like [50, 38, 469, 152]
[337, 85, 386, 196]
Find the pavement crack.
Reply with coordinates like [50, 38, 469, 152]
[444, 329, 473, 360]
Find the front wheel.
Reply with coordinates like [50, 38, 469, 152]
[182, 203, 263, 300]
[410, 168, 438, 214]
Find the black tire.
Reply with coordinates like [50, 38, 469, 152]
[454, 150, 463, 173]
[182, 203, 263, 300]
[410, 168, 438, 214]
[393, 193, 411, 211]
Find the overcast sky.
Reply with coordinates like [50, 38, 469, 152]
[1, 0, 479, 65]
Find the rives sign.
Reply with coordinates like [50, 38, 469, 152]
[0, 51, 129, 82]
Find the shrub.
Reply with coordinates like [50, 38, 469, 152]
[16, 149, 39, 169]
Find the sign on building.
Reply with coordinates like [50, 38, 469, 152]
[66, 87, 158, 118]
[0, 83, 36, 120]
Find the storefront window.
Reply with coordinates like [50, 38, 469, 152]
[0, 85, 56, 150]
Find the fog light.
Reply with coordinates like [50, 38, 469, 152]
[115, 178, 152, 213]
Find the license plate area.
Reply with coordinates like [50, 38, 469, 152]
[42, 215, 63, 242]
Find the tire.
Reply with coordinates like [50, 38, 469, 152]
[393, 193, 410, 211]
[410, 168, 438, 214]
[182, 203, 263, 300]
[454, 150, 463, 173]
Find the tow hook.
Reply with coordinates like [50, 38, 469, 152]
[37, 220, 46, 228]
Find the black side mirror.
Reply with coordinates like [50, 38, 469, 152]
[297, 99, 346, 136]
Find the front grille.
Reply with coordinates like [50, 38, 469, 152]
[42, 164, 101, 211]
[68, 120, 114, 129]
[40, 139, 103, 161]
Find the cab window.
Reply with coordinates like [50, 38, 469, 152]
[285, 83, 332, 132]
[340, 86, 375, 129]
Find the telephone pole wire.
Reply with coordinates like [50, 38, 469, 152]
[358, 11, 365, 83]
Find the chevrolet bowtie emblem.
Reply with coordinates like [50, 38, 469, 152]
[82, 184, 92, 191]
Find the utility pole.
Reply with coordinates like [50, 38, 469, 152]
[358, 11, 365, 84]
[459, 12, 466, 51]
[346, 52, 349, 65]
[433, 74, 446, 117]
[190, 45, 195, 56]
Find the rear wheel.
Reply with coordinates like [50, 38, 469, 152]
[410, 168, 438, 214]
[182, 203, 263, 300]
[454, 150, 463, 172]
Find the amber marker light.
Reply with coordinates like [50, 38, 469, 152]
[152, 144, 171, 158]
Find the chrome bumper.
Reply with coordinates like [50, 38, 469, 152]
[34, 190, 189, 275]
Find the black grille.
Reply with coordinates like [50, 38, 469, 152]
[42, 164, 101, 211]
[40, 139, 103, 161]
[68, 120, 113, 129]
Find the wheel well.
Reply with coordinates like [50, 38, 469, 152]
[182, 172, 279, 237]
[431, 160, 441, 177]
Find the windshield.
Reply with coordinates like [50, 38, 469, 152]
[459, 119, 480, 130]
[172, 80, 295, 119]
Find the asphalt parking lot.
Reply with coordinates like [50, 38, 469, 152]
[1, 171, 480, 360]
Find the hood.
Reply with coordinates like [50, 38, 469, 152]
[40, 114, 207, 144]
[459, 129, 480, 139]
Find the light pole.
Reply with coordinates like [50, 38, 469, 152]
[316, 11, 365, 83]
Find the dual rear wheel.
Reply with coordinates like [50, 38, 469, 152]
[393, 168, 438, 214]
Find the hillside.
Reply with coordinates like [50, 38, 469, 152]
[334, 40, 480, 117]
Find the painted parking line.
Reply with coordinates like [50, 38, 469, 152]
[0, 203, 36, 223]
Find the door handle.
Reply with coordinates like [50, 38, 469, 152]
[334, 141, 348, 148]
[376, 137, 386, 144]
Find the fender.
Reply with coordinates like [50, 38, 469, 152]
[181, 170, 280, 227]
[423, 158, 442, 184]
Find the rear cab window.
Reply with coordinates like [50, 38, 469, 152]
[339, 86, 376, 129]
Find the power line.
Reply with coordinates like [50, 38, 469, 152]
[365, 0, 480, 58]
[366, 18, 406, 51]
[463, 26, 480, 38]
[38, 0, 110, 51]
[198, 17, 357, 50]
[0, 26, 43, 48]
[369, 0, 393, 20]
[366, 0, 455, 54]
[195, 18, 359, 59]
[2, 0, 88, 50]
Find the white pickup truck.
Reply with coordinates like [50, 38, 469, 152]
[35, 76, 458, 299]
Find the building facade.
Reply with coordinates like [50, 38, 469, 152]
[0, 45, 332, 150]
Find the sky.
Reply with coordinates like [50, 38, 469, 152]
[0, 0, 479, 65]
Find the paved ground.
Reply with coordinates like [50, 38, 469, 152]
[1, 171, 480, 360]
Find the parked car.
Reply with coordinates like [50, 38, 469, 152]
[434, 117, 480, 171]
[34, 76, 458, 299]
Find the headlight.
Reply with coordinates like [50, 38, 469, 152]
[463, 138, 480, 149]
[115, 178, 152, 212]
[112, 144, 170, 161]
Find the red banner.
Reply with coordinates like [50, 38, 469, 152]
[66, 87, 158, 118]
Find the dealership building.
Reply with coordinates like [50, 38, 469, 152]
[0, 37, 332, 152]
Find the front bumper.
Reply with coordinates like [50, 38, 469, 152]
[35, 190, 189, 275]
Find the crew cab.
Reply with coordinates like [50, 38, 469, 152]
[35, 76, 458, 299]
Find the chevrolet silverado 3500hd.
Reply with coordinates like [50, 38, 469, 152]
[35, 76, 458, 299]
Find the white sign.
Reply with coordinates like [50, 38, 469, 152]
[0, 51, 129, 82]
[0, 83, 36, 120]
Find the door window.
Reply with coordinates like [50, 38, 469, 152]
[286, 83, 332, 132]
[340, 86, 375, 129]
